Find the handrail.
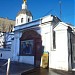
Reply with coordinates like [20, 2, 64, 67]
[6, 58, 10, 75]
[0, 58, 10, 75]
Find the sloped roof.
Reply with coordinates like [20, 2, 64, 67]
[17, 9, 32, 16]
[54, 22, 73, 31]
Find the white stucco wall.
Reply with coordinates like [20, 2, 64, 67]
[55, 30, 68, 70]
[40, 22, 53, 67]
[19, 56, 34, 65]
[0, 50, 13, 60]
[53, 23, 70, 71]
[40, 16, 60, 69]
[16, 14, 32, 26]
[40, 23, 52, 52]
[41, 15, 53, 23]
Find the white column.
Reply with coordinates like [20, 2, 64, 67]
[13, 32, 21, 61]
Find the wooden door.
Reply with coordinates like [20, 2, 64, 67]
[34, 38, 42, 67]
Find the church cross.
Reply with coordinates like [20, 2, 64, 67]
[23, 0, 26, 3]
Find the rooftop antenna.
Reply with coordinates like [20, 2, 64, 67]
[59, 0, 62, 20]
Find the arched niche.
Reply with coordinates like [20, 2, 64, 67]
[20, 29, 42, 56]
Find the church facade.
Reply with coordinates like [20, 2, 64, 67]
[0, 0, 75, 71]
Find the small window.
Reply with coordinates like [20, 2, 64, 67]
[21, 18, 23, 23]
[28, 18, 30, 22]
[53, 31, 56, 49]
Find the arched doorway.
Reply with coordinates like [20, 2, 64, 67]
[20, 30, 43, 67]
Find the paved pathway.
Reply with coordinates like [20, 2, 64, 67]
[22, 68, 75, 75]
[0, 59, 75, 75]
[0, 59, 34, 75]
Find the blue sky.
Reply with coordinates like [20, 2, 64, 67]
[0, 0, 74, 26]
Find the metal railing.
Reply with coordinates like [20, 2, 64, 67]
[0, 58, 10, 75]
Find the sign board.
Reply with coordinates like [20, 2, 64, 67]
[42, 52, 49, 68]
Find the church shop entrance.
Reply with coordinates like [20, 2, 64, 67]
[20, 30, 43, 67]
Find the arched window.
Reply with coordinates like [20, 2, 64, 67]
[21, 18, 23, 23]
[28, 18, 30, 22]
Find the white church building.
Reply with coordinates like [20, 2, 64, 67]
[0, 0, 75, 71]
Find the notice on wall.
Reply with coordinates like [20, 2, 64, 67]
[41, 52, 49, 68]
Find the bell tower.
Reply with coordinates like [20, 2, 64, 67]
[15, 0, 33, 26]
